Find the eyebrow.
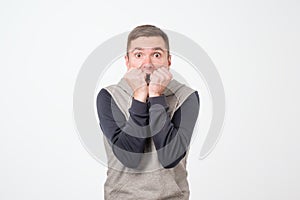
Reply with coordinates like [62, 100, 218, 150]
[130, 47, 166, 52]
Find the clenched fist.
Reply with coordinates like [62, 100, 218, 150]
[148, 66, 173, 97]
[124, 68, 148, 102]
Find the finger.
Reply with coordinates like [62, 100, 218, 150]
[153, 70, 164, 84]
[149, 71, 158, 83]
[156, 68, 170, 81]
[157, 67, 169, 78]
[129, 68, 143, 77]
[160, 66, 171, 74]
[158, 65, 168, 69]
[160, 67, 173, 80]
[126, 69, 138, 78]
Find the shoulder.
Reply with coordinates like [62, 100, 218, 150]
[183, 91, 200, 106]
[169, 79, 199, 106]
[96, 88, 112, 105]
[191, 91, 200, 103]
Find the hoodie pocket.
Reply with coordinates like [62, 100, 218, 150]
[108, 171, 184, 200]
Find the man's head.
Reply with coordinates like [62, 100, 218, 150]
[125, 25, 171, 74]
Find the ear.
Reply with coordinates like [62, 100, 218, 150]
[125, 55, 130, 70]
[167, 54, 171, 68]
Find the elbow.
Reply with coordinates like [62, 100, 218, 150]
[163, 162, 179, 169]
[158, 151, 186, 169]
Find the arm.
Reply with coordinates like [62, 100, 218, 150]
[149, 91, 200, 168]
[96, 88, 149, 168]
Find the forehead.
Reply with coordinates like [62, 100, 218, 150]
[129, 36, 166, 50]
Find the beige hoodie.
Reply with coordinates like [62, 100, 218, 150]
[102, 78, 195, 200]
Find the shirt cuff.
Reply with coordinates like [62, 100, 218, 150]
[130, 98, 148, 115]
[148, 95, 168, 108]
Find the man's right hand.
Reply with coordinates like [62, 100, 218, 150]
[124, 68, 148, 102]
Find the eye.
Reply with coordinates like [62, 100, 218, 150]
[134, 52, 143, 58]
[153, 52, 161, 58]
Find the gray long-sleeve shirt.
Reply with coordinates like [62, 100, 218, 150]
[96, 89, 199, 168]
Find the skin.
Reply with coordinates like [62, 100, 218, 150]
[124, 36, 173, 102]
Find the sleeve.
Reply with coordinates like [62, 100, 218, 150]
[96, 88, 149, 168]
[148, 91, 200, 168]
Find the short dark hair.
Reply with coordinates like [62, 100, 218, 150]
[127, 25, 170, 54]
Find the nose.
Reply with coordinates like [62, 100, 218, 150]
[143, 55, 152, 65]
[142, 55, 154, 70]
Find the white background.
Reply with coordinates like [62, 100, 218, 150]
[1, 0, 300, 199]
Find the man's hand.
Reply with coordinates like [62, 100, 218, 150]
[124, 68, 148, 102]
[149, 67, 173, 97]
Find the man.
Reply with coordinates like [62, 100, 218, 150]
[96, 25, 199, 200]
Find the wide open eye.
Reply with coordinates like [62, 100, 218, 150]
[134, 52, 143, 58]
[153, 52, 161, 58]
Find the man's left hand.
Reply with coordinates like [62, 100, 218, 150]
[148, 67, 173, 97]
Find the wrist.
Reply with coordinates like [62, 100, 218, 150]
[149, 92, 161, 97]
[133, 86, 148, 102]
[133, 93, 147, 102]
